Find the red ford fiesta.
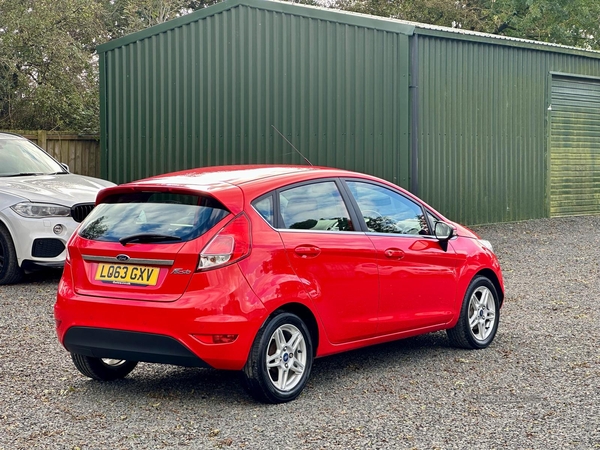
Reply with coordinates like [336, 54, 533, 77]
[55, 165, 504, 403]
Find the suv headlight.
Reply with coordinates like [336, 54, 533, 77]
[11, 202, 71, 218]
[478, 239, 494, 253]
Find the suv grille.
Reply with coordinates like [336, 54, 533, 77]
[71, 203, 95, 223]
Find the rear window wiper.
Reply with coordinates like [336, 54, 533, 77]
[119, 234, 183, 246]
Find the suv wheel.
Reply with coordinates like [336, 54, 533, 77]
[0, 224, 23, 285]
[242, 311, 313, 404]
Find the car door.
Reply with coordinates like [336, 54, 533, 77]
[344, 180, 464, 335]
[276, 180, 380, 344]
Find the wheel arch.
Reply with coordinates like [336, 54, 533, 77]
[268, 302, 320, 357]
[0, 217, 25, 284]
[0, 217, 13, 236]
[475, 268, 504, 306]
[0, 217, 19, 255]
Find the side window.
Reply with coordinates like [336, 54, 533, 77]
[346, 181, 428, 235]
[279, 181, 354, 231]
[253, 195, 274, 226]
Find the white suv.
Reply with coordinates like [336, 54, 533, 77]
[0, 133, 114, 284]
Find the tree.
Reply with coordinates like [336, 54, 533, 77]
[101, 0, 220, 39]
[0, 0, 106, 132]
[482, 0, 600, 49]
[333, 0, 600, 50]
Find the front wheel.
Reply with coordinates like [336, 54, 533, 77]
[242, 312, 313, 404]
[447, 276, 500, 349]
[0, 224, 24, 285]
[71, 354, 138, 381]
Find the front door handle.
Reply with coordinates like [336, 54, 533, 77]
[384, 248, 405, 259]
[294, 245, 321, 258]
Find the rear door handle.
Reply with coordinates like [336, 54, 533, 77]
[294, 245, 321, 258]
[384, 248, 405, 259]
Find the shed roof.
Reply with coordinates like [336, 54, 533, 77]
[97, 0, 600, 58]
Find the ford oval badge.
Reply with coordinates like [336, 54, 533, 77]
[116, 254, 130, 262]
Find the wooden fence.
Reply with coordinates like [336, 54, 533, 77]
[2, 130, 101, 178]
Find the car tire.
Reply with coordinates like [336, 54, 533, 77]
[242, 311, 313, 404]
[447, 275, 500, 349]
[71, 354, 138, 381]
[0, 223, 24, 285]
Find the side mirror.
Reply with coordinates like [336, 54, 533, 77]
[434, 221, 454, 241]
[61, 163, 70, 172]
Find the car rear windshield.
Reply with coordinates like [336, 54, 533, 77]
[79, 191, 230, 243]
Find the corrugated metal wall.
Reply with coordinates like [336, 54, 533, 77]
[415, 33, 600, 224]
[100, 0, 600, 225]
[101, 4, 411, 187]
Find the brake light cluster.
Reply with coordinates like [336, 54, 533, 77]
[198, 213, 251, 270]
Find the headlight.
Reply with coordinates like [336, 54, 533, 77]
[478, 239, 494, 253]
[11, 202, 71, 218]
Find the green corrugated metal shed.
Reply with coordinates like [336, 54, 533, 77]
[98, 0, 600, 225]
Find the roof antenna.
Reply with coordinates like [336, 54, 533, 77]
[271, 125, 313, 166]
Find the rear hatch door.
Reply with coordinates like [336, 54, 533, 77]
[70, 186, 237, 301]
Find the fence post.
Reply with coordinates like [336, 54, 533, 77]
[38, 130, 47, 150]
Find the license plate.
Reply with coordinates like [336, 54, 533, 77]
[95, 264, 160, 286]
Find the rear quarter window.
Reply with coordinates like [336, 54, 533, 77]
[79, 192, 229, 242]
[252, 195, 274, 227]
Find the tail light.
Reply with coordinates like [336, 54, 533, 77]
[198, 213, 251, 271]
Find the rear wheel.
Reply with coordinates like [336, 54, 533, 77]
[71, 354, 138, 381]
[0, 224, 23, 285]
[447, 276, 500, 349]
[242, 312, 313, 404]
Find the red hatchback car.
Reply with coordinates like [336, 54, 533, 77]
[55, 165, 504, 403]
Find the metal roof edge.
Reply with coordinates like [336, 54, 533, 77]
[241, 0, 415, 34]
[412, 25, 600, 59]
[96, 0, 600, 58]
[96, 0, 415, 53]
[97, 0, 241, 53]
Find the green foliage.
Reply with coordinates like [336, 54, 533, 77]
[334, 0, 600, 50]
[0, 0, 105, 132]
[482, 0, 600, 49]
[101, 0, 220, 38]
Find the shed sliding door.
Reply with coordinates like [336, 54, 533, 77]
[550, 75, 600, 217]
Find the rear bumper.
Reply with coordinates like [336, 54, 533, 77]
[55, 263, 268, 370]
[64, 327, 211, 368]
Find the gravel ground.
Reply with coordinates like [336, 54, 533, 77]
[1, 216, 599, 450]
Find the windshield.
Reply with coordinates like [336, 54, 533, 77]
[0, 137, 66, 176]
[79, 191, 230, 243]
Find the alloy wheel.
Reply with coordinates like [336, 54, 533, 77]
[265, 324, 307, 392]
[468, 286, 497, 342]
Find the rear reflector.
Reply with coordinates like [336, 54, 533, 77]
[194, 334, 239, 344]
[198, 213, 251, 270]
